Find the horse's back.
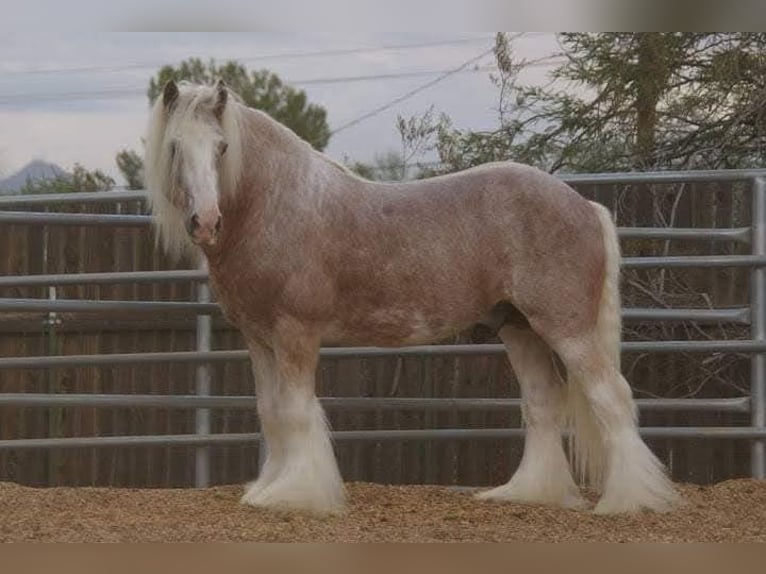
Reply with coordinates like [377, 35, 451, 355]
[317, 160, 605, 344]
[376, 161, 593, 223]
[379, 160, 601, 258]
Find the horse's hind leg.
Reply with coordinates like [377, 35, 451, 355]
[553, 335, 678, 513]
[477, 325, 584, 508]
[500, 200, 677, 513]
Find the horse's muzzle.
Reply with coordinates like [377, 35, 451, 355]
[188, 212, 222, 246]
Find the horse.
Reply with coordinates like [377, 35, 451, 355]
[144, 80, 679, 515]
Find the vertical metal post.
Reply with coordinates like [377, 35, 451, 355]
[195, 267, 212, 488]
[43, 208, 59, 484]
[45, 284, 63, 483]
[751, 177, 766, 478]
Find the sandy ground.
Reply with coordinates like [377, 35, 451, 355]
[0, 479, 764, 542]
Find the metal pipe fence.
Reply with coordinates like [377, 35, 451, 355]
[0, 394, 750, 412]
[751, 177, 766, 477]
[0, 340, 765, 371]
[0, 299, 751, 323]
[3, 427, 766, 452]
[1, 168, 765, 485]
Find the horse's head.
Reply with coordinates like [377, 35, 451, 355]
[146, 79, 241, 257]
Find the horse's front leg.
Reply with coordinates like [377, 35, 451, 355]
[240, 325, 345, 514]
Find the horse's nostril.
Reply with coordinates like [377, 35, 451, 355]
[215, 216, 222, 234]
[189, 214, 200, 231]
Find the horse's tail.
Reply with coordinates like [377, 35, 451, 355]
[590, 201, 624, 373]
[566, 201, 632, 487]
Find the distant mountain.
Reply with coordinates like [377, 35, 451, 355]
[0, 160, 68, 194]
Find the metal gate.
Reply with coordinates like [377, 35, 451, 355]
[0, 168, 764, 486]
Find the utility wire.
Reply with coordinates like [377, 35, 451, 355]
[0, 62, 530, 105]
[0, 37, 563, 106]
[0, 40, 564, 108]
[330, 46, 495, 136]
[3, 36, 495, 77]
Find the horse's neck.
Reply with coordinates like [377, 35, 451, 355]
[218, 111, 316, 239]
[239, 108, 316, 194]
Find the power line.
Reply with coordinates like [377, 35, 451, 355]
[0, 39, 565, 108]
[2, 36, 495, 77]
[0, 63, 519, 106]
[297, 65, 500, 86]
[330, 46, 496, 136]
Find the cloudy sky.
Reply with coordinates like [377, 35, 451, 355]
[0, 32, 559, 184]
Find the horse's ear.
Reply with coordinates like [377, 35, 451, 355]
[162, 80, 179, 111]
[213, 79, 227, 121]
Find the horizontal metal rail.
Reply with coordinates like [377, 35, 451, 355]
[0, 298, 219, 314]
[0, 340, 762, 370]
[0, 190, 147, 206]
[0, 269, 208, 287]
[0, 298, 746, 324]
[0, 394, 749, 413]
[0, 211, 152, 227]
[1, 426, 765, 450]
[622, 255, 766, 268]
[561, 168, 766, 184]
[619, 227, 750, 243]
[623, 307, 749, 324]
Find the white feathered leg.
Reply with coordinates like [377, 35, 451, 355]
[477, 326, 584, 509]
[241, 332, 345, 514]
[558, 336, 678, 514]
[240, 343, 284, 498]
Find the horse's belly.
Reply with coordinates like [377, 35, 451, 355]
[322, 305, 480, 347]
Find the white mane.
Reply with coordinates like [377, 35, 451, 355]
[144, 82, 244, 262]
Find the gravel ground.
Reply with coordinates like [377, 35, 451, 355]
[0, 479, 764, 542]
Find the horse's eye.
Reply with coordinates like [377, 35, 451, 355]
[219, 142, 228, 156]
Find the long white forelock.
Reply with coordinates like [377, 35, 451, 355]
[218, 89, 244, 198]
[144, 82, 244, 262]
[145, 93, 190, 262]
